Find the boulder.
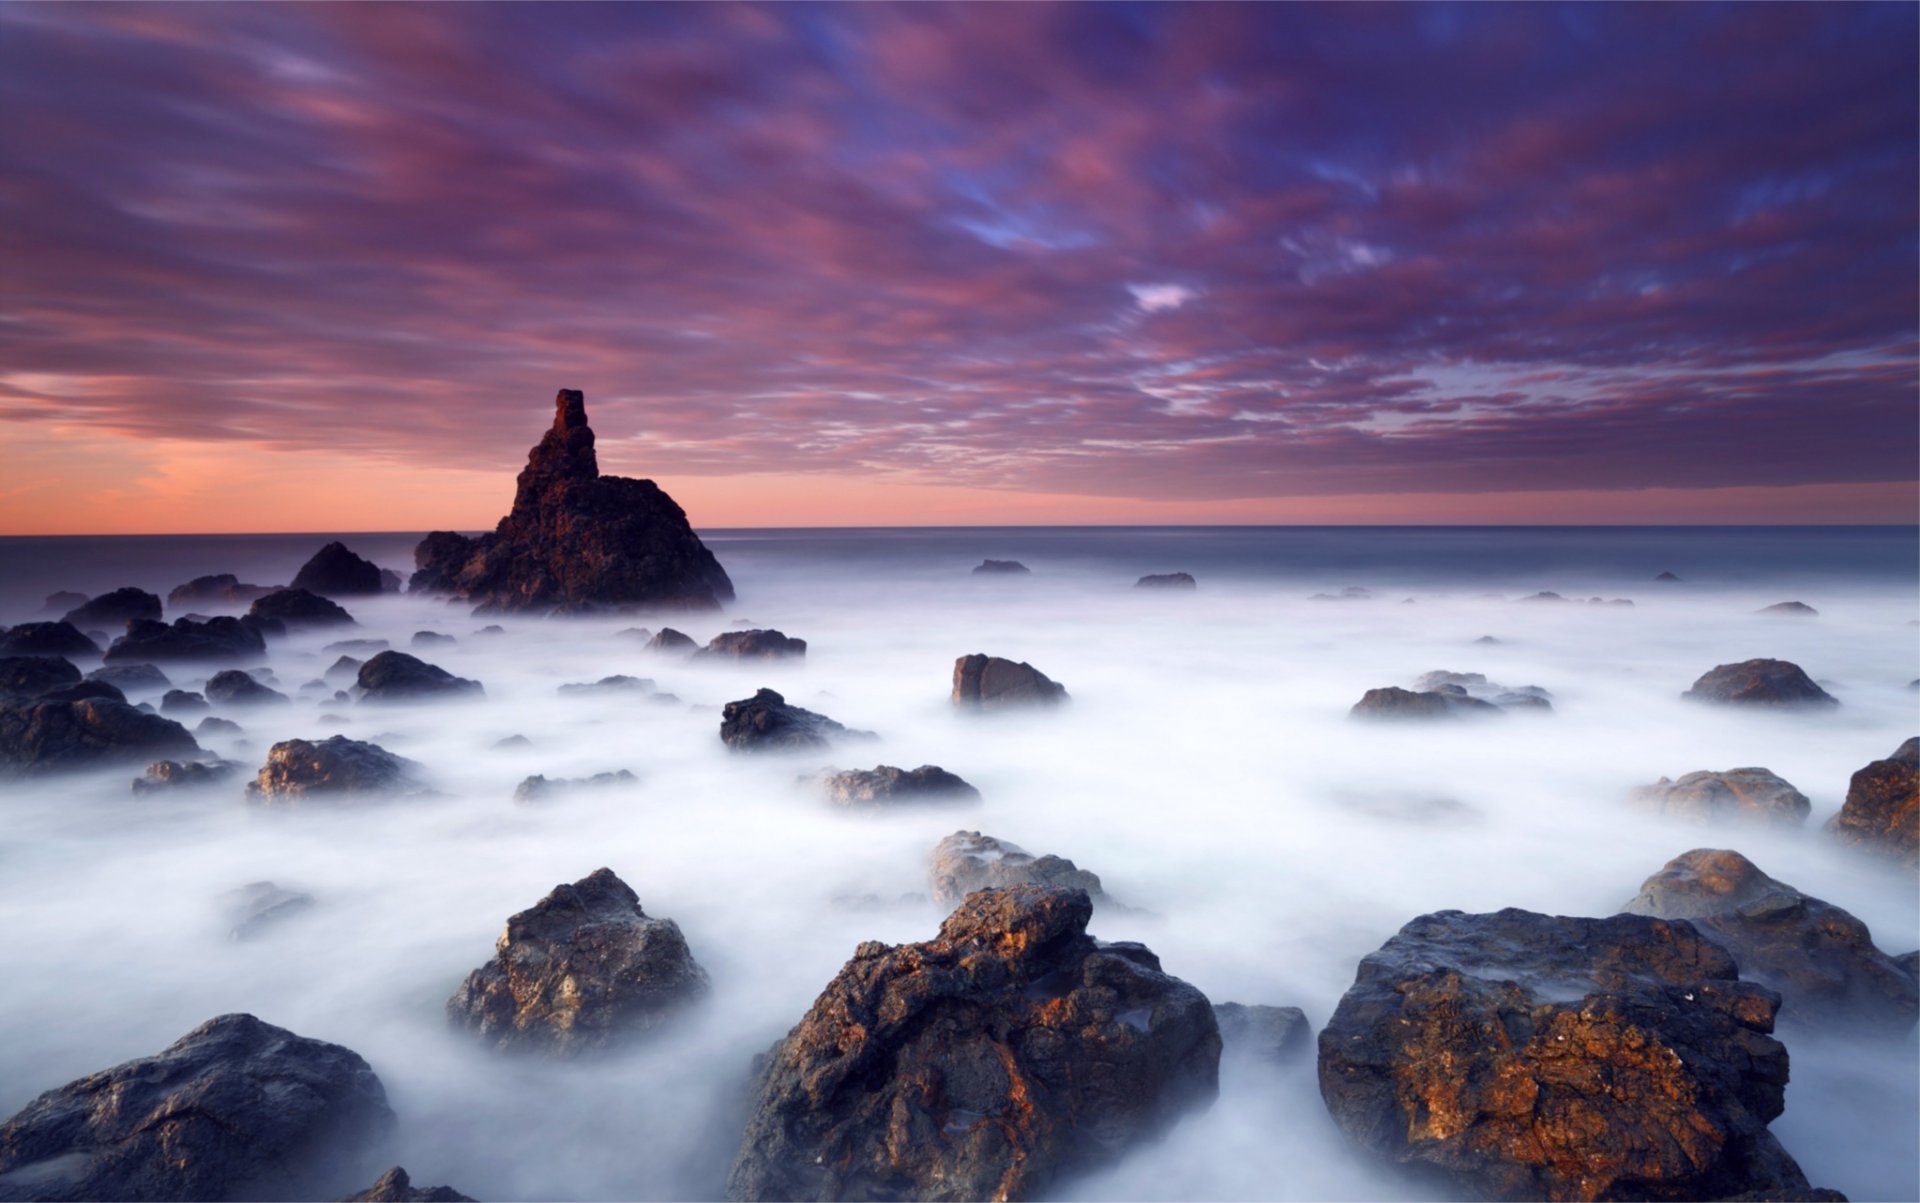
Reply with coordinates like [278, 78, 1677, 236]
[204, 670, 291, 708]
[132, 759, 243, 796]
[815, 764, 981, 810]
[645, 627, 698, 653]
[951, 654, 1068, 708]
[972, 559, 1029, 574]
[719, 688, 869, 752]
[1623, 849, 1918, 1034]
[1317, 908, 1823, 1201]
[287, 542, 385, 598]
[1682, 659, 1838, 708]
[337, 1167, 475, 1203]
[410, 632, 456, 649]
[446, 868, 708, 1056]
[355, 652, 482, 704]
[195, 717, 243, 739]
[1630, 768, 1811, 826]
[86, 663, 170, 694]
[1348, 686, 1502, 720]
[0, 1013, 393, 1202]
[1825, 738, 1918, 869]
[36, 681, 125, 706]
[61, 587, 162, 630]
[324, 639, 389, 655]
[474, 624, 506, 637]
[223, 881, 315, 941]
[1135, 572, 1196, 589]
[1411, 671, 1553, 713]
[106, 616, 267, 664]
[930, 830, 1105, 909]
[556, 675, 654, 697]
[160, 690, 209, 716]
[0, 622, 101, 657]
[699, 629, 807, 660]
[512, 770, 638, 804]
[39, 590, 88, 615]
[725, 885, 1219, 1202]
[167, 573, 277, 609]
[0, 655, 81, 699]
[248, 589, 356, 630]
[1214, 1002, 1311, 1063]
[326, 656, 364, 682]
[0, 697, 199, 778]
[1757, 601, 1818, 617]
[247, 736, 422, 804]
[408, 390, 734, 612]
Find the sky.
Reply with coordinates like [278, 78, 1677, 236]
[0, 2, 1915, 533]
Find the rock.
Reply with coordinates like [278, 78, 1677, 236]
[326, 655, 364, 682]
[719, 688, 870, 752]
[106, 616, 268, 664]
[1825, 738, 1918, 868]
[160, 690, 209, 716]
[972, 559, 1029, 574]
[951, 654, 1068, 708]
[324, 639, 389, 655]
[1682, 659, 1838, 708]
[1655, 571, 1682, 582]
[223, 882, 315, 941]
[614, 626, 651, 641]
[39, 590, 88, 615]
[1623, 849, 1918, 1034]
[1518, 591, 1567, 603]
[1411, 671, 1553, 713]
[699, 629, 806, 660]
[1472, 635, 1501, 645]
[0, 697, 199, 778]
[446, 868, 707, 1056]
[336, 1167, 475, 1203]
[1135, 572, 1196, 589]
[930, 831, 1105, 909]
[195, 716, 243, 739]
[86, 663, 170, 693]
[36, 681, 125, 706]
[204, 670, 291, 708]
[1630, 768, 1811, 826]
[61, 587, 162, 630]
[1758, 601, 1818, 617]
[512, 770, 638, 804]
[815, 764, 981, 810]
[0, 1013, 393, 1202]
[410, 631, 456, 649]
[1317, 908, 1823, 1201]
[1348, 686, 1503, 720]
[644, 627, 697, 653]
[167, 574, 275, 609]
[0, 655, 81, 699]
[0, 622, 101, 657]
[492, 734, 532, 750]
[248, 589, 356, 630]
[355, 651, 483, 704]
[1214, 1003, 1310, 1063]
[132, 759, 243, 796]
[556, 675, 654, 697]
[408, 390, 734, 612]
[290, 542, 385, 598]
[725, 885, 1219, 1202]
[1309, 586, 1375, 602]
[247, 736, 423, 803]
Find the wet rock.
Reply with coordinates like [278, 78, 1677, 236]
[1348, 686, 1503, 720]
[132, 759, 242, 796]
[0, 1013, 393, 1202]
[447, 868, 708, 1056]
[204, 670, 291, 708]
[1757, 601, 1818, 617]
[1318, 907, 1824, 1201]
[556, 675, 654, 696]
[0, 696, 199, 778]
[1623, 849, 1918, 1034]
[106, 616, 268, 664]
[0, 622, 102, 657]
[815, 764, 981, 810]
[61, 587, 162, 630]
[725, 885, 1219, 1202]
[37, 681, 125, 706]
[930, 830, 1105, 909]
[1135, 572, 1196, 589]
[291, 542, 385, 598]
[410, 631, 456, 649]
[645, 627, 697, 653]
[1682, 659, 1838, 708]
[160, 689, 209, 716]
[167, 574, 276, 609]
[1630, 768, 1811, 826]
[337, 1166, 475, 1203]
[409, 390, 733, 612]
[0, 655, 81, 699]
[39, 590, 88, 615]
[719, 688, 870, 752]
[247, 736, 423, 804]
[248, 588, 356, 630]
[972, 559, 1029, 574]
[699, 629, 806, 660]
[512, 770, 638, 804]
[324, 639, 389, 655]
[355, 651, 482, 704]
[951, 654, 1068, 708]
[1825, 738, 1918, 869]
[86, 663, 170, 694]
[224, 881, 315, 941]
[1214, 1002, 1311, 1063]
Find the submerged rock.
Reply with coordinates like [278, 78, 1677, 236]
[336, 1167, 475, 1203]
[1757, 601, 1818, 617]
[167, 573, 276, 609]
[447, 868, 708, 1056]
[326, 655, 364, 682]
[951, 654, 1068, 708]
[195, 716, 244, 739]
[247, 736, 423, 804]
[1655, 571, 1683, 582]
[291, 542, 385, 598]
[1682, 659, 1838, 708]
[355, 652, 483, 703]
[1348, 686, 1502, 720]
[61, 587, 162, 630]
[410, 631, 456, 649]
[645, 627, 698, 654]
[1411, 670, 1553, 713]
[0, 696, 199, 778]
[0, 1013, 393, 1202]
[324, 639, 389, 655]
[816, 764, 981, 810]
[37, 681, 126, 706]
[409, 390, 734, 612]
[39, 590, 89, 616]
[700, 629, 806, 660]
[725, 885, 1219, 1202]
[1214, 1002, 1311, 1063]
[159, 689, 209, 716]
[0, 655, 81, 699]
[248, 588, 356, 630]
[972, 559, 1029, 574]
[204, 669, 291, 708]
[86, 663, 170, 694]
[1826, 738, 1918, 869]
[556, 675, 654, 697]
[512, 770, 637, 804]
[1135, 572, 1197, 589]
[930, 830, 1105, 909]
[1630, 767, 1811, 826]
[719, 688, 869, 752]
[1317, 907, 1823, 1201]
[0, 622, 101, 658]
[132, 758, 242, 796]
[106, 616, 267, 664]
[224, 881, 315, 941]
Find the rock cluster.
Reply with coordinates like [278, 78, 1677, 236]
[132, 758, 242, 795]
[512, 770, 637, 804]
[1410, 670, 1552, 712]
[0, 622, 101, 657]
[930, 831, 1105, 909]
[1349, 686, 1502, 720]
[815, 764, 980, 810]
[0, 695, 200, 778]
[1682, 658, 1838, 708]
[62, 587, 162, 630]
[106, 616, 267, 664]
[0, 655, 80, 699]
[699, 629, 806, 660]
[720, 688, 869, 751]
[1629, 767, 1810, 826]
[248, 589, 356, 629]
[951, 654, 1068, 708]
[1826, 738, 1917, 868]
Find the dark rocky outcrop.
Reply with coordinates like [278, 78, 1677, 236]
[410, 631, 455, 648]
[1214, 1003, 1311, 1063]
[1135, 572, 1196, 589]
[409, 390, 733, 612]
[1630, 768, 1811, 826]
[291, 543, 385, 598]
[1623, 849, 1918, 1035]
[1411, 671, 1553, 713]
[645, 627, 698, 653]
[31, 681, 124, 706]
[447, 868, 707, 1056]
[0, 655, 81, 699]
[248, 589, 356, 630]
[167, 573, 276, 609]
[204, 670, 291, 708]
[106, 616, 268, 664]
[1348, 686, 1502, 720]
[512, 770, 638, 804]
[160, 689, 209, 716]
[1757, 601, 1818, 617]
[972, 559, 1029, 574]
[224, 882, 315, 941]
[0, 696, 199, 778]
[324, 639, 389, 655]
[0, 622, 101, 657]
[326, 655, 364, 682]
[195, 716, 244, 739]
[247, 736, 423, 804]
[816, 764, 981, 810]
[0, 1013, 393, 1202]
[699, 629, 806, 660]
[725, 885, 1219, 1202]
[355, 652, 483, 704]
[951, 654, 1068, 708]
[930, 831, 1105, 909]
[719, 688, 870, 752]
[337, 1167, 475, 1203]
[1317, 907, 1824, 1202]
[86, 663, 170, 694]
[61, 587, 162, 631]
[1682, 659, 1838, 708]
[132, 759, 242, 796]
[1825, 738, 1918, 869]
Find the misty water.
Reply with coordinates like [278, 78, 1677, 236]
[1, 526, 1915, 1201]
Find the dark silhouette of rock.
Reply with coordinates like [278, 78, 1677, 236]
[557, 675, 654, 696]
[930, 830, 1105, 909]
[247, 736, 423, 804]
[1411, 671, 1553, 713]
[224, 882, 315, 941]
[1630, 768, 1811, 826]
[86, 663, 170, 694]
[719, 688, 870, 751]
[36, 681, 125, 706]
[1214, 1003, 1311, 1063]
[447, 868, 708, 1056]
[1135, 572, 1197, 589]
[700, 629, 806, 660]
[1655, 571, 1682, 582]
[1349, 686, 1503, 720]
[475, 624, 506, 637]
[61, 587, 162, 631]
[492, 734, 532, 750]
[1318, 907, 1824, 1202]
[645, 627, 697, 653]
[951, 654, 1067, 708]
[816, 764, 980, 810]
[167, 574, 276, 609]
[378, 568, 402, 593]
[512, 770, 637, 804]
[326, 655, 364, 682]
[355, 651, 482, 703]
[1623, 849, 1918, 1034]
[106, 616, 268, 664]
[0, 1013, 393, 1202]
[410, 631, 455, 649]
[972, 559, 1029, 574]
[1758, 601, 1818, 617]
[725, 885, 1219, 1202]
[0, 655, 81, 699]
[195, 716, 243, 738]
[39, 590, 88, 616]
[324, 639, 389, 655]
[205, 670, 291, 708]
[248, 589, 356, 630]
[1683, 659, 1838, 708]
[161, 689, 211, 716]
[337, 1167, 475, 1203]
[291, 542, 385, 598]
[1310, 586, 1375, 602]
[1826, 738, 1918, 869]
[132, 758, 242, 796]
[409, 390, 734, 613]
[1472, 634, 1501, 645]
[0, 696, 199, 778]
[0, 622, 101, 657]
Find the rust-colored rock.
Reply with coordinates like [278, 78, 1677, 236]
[1630, 768, 1811, 826]
[1825, 738, 1917, 869]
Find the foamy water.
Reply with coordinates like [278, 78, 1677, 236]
[1, 529, 1915, 1200]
